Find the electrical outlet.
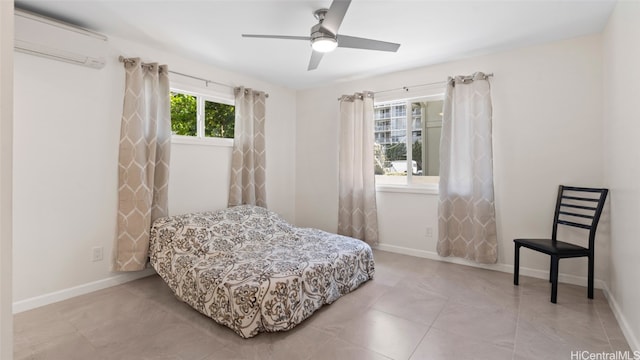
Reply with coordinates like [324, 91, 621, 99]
[425, 227, 434, 238]
[92, 246, 104, 262]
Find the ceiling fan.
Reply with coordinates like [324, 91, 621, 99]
[242, 0, 401, 71]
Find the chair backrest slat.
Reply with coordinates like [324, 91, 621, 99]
[551, 185, 608, 249]
[558, 211, 594, 220]
[561, 203, 597, 211]
[562, 195, 599, 202]
[557, 220, 592, 230]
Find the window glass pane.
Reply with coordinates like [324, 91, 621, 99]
[410, 102, 423, 176]
[170, 92, 197, 136]
[412, 99, 443, 177]
[374, 98, 443, 185]
[204, 100, 235, 138]
[374, 101, 407, 178]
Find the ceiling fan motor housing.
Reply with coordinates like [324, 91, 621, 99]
[310, 14, 338, 52]
[311, 23, 336, 40]
[313, 8, 329, 22]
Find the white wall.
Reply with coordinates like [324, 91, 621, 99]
[12, 32, 296, 307]
[296, 34, 606, 283]
[168, 141, 233, 215]
[0, 1, 14, 358]
[602, 1, 640, 351]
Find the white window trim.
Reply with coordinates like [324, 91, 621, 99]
[170, 80, 235, 147]
[170, 80, 234, 105]
[376, 183, 439, 195]
[374, 92, 444, 193]
[171, 135, 233, 147]
[374, 84, 445, 103]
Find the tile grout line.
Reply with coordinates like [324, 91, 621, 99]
[593, 300, 615, 352]
[512, 286, 523, 360]
[406, 299, 449, 360]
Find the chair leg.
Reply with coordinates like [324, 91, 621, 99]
[550, 256, 559, 303]
[514, 244, 520, 286]
[588, 255, 594, 299]
[549, 257, 553, 283]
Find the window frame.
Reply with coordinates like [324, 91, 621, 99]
[170, 81, 235, 147]
[374, 91, 445, 194]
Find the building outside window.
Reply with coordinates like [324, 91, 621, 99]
[374, 97, 444, 186]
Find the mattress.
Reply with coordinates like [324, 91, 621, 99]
[149, 205, 375, 338]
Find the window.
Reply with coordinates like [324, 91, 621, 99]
[374, 96, 444, 187]
[170, 90, 235, 139]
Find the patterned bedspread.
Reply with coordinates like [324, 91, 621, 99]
[149, 205, 375, 338]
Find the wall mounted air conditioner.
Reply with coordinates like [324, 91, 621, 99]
[14, 9, 108, 69]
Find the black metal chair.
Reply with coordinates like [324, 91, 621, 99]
[513, 185, 608, 303]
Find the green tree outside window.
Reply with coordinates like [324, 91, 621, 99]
[204, 100, 235, 138]
[170, 92, 235, 139]
[170, 92, 197, 136]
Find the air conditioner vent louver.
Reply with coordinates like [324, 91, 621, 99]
[14, 9, 108, 69]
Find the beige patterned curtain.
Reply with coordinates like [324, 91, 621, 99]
[437, 72, 497, 264]
[338, 92, 378, 245]
[115, 58, 171, 271]
[228, 87, 267, 207]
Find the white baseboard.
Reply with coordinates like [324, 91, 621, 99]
[12, 269, 156, 314]
[375, 243, 638, 351]
[374, 243, 605, 289]
[601, 284, 640, 352]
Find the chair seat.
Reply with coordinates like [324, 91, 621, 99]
[514, 238, 589, 257]
[513, 185, 608, 303]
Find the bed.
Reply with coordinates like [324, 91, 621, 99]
[148, 205, 375, 338]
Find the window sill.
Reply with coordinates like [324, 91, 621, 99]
[171, 135, 233, 147]
[375, 184, 439, 195]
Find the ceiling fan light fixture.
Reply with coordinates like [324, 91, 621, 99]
[311, 34, 338, 53]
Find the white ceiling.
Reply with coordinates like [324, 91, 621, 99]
[16, 0, 616, 89]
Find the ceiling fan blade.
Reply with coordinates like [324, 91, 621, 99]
[242, 34, 310, 41]
[321, 0, 352, 35]
[337, 34, 401, 52]
[308, 50, 324, 71]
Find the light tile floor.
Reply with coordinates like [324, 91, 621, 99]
[14, 250, 632, 360]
